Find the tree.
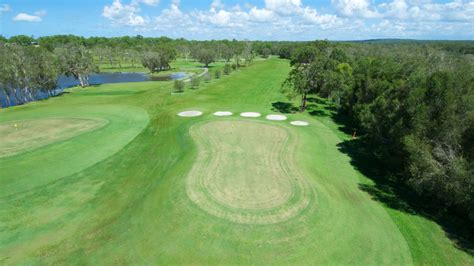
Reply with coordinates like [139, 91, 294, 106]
[197, 48, 216, 67]
[282, 65, 313, 112]
[55, 44, 97, 87]
[242, 40, 254, 65]
[204, 73, 211, 83]
[141, 46, 176, 73]
[141, 51, 162, 73]
[261, 47, 271, 58]
[9, 35, 35, 46]
[214, 69, 221, 79]
[221, 44, 234, 62]
[0, 45, 59, 106]
[223, 64, 231, 75]
[190, 76, 200, 89]
[174, 80, 184, 93]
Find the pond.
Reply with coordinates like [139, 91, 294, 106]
[1, 72, 192, 108]
[57, 72, 191, 89]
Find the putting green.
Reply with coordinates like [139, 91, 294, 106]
[0, 105, 149, 197]
[0, 118, 108, 158]
[187, 120, 314, 224]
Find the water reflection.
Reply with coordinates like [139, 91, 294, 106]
[1, 72, 191, 108]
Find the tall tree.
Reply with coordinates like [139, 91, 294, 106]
[55, 44, 97, 87]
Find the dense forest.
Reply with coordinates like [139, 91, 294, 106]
[284, 40, 474, 227]
[1, 35, 473, 226]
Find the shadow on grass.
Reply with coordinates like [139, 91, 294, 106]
[309, 96, 474, 255]
[271, 101, 299, 114]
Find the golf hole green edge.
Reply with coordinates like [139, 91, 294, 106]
[0, 104, 150, 197]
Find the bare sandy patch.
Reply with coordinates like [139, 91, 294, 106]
[240, 112, 261, 118]
[291, 121, 309, 126]
[178, 111, 203, 117]
[266, 114, 287, 121]
[213, 111, 233, 117]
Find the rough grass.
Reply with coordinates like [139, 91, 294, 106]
[0, 58, 472, 264]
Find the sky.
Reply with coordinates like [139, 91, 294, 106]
[0, 0, 473, 40]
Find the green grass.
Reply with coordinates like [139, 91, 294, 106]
[0, 58, 472, 264]
[98, 58, 229, 74]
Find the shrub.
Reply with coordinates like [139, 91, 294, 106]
[190, 76, 200, 89]
[223, 64, 231, 75]
[215, 69, 221, 79]
[174, 80, 185, 93]
[204, 73, 211, 83]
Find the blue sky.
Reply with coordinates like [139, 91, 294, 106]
[0, 0, 473, 40]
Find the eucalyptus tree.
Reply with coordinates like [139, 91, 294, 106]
[242, 40, 253, 64]
[141, 46, 176, 73]
[221, 44, 234, 62]
[55, 44, 97, 87]
[0, 45, 59, 106]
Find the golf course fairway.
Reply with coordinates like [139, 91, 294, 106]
[0, 59, 472, 264]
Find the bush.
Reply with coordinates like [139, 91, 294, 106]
[174, 80, 184, 93]
[204, 73, 211, 83]
[231, 63, 237, 70]
[190, 76, 200, 89]
[223, 64, 231, 75]
[214, 69, 221, 79]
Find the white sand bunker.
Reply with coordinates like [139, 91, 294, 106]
[213, 111, 233, 117]
[240, 112, 261, 118]
[290, 121, 309, 126]
[178, 111, 203, 117]
[266, 114, 287, 121]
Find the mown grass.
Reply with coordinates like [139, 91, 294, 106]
[0, 58, 472, 264]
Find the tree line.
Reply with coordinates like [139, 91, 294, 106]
[0, 35, 269, 107]
[284, 40, 474, 223]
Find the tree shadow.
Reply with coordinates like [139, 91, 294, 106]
[293, 95, 474, 254]
[307, 97, 325, 104]
[337, 129, 474, 255]
[271, 101, 299, 114]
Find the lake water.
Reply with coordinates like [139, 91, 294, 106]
[1, 72, 191, 108]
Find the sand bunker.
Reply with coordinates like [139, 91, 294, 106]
[290, 121, 309, 126]
[240, 112, 261, 118]
[266, 114, 287, 121]
[178, 111, 203, 117]
[213, 111, 233, 117]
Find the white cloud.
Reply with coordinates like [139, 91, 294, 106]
[210, 0, 225, 11]
[13, 12, 43, 22]
[100, 0, 474, 40]
[264, 0, 302, 15]
[302, 7, 340, 28]
[139, 0, 160, 6]
[333, 0, 380, 18]
[248, 7, 275, 22]
[102, 0, 149, 27]
[0, 4, 11, 15]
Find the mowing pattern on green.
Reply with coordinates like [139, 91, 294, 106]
[187, 120, 314, 224]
